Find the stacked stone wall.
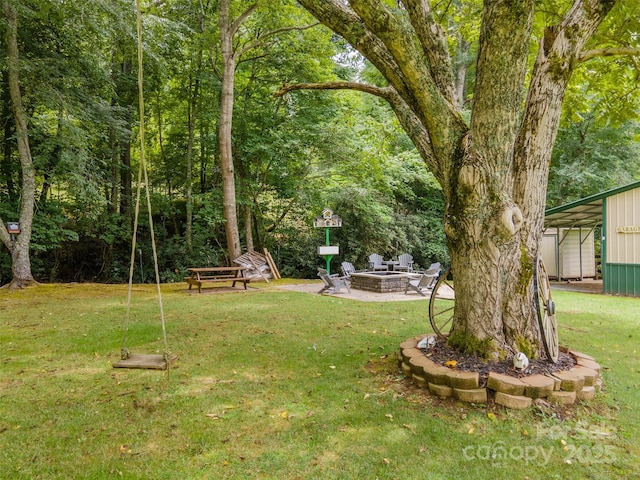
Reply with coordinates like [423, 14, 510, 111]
[399, 336, 601, 410]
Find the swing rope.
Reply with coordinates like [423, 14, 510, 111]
[121, 0, 169, 363]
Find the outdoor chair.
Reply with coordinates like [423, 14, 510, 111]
[395, 253, 414, 272]
[368, 254, 388, 271]
[340, 261, 366, 278]
[404, 262, 441, 296]
[317, 268, 351, 295]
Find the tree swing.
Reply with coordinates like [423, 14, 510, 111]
[113, 0, 175, 371]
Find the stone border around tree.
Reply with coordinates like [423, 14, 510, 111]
[398, 335, 601, 410]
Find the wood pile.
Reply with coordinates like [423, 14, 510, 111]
[233, 249, 281, 282]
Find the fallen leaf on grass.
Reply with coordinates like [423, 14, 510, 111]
[402, 424, 417, 434]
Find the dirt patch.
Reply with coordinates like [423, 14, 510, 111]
[422, 337, 576, 387]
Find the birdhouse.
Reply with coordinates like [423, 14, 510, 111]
[6, 222, 20, 235]
[313, 209, 342, 228]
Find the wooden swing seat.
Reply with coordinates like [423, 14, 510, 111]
[112, 353, 177, 370]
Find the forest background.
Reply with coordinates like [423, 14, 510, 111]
[1, 0, 639, 286]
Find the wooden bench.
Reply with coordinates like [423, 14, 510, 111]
[186, 266, 249, 293]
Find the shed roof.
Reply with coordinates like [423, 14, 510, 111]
[544, 180, 640, 229]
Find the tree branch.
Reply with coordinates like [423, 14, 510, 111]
[401, 0, 458, 107]
[0, 216, 11, 252]
[349, 0, 458, 145]
[579, 46, 640, 62]
[273, 80, 439, 178]
[295, 1, 411, 101]
[237, 23, 320, 57]
[274, 81, 392, 99]
[230, 3, 259, 39]
[297, 0, 466, 167]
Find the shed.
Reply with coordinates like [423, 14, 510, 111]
[544, 180, 640, 296]
[541, 228, 596, 280]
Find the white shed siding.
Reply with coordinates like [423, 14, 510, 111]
[542, 231, 558, 278]
[541, 228, 595, 279]
[606, 188, 640, 265]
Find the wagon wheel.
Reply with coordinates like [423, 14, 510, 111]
[534, 256, 559, 363]
[428, 268, 455, 339]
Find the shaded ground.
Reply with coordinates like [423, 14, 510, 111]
[280, 279, 602, 302]
[278, 281, 433, 302]
[282, 280, 581, 390]
[550, 278, 603, 294]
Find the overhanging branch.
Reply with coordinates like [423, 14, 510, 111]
[401, 0, 458, 106]
[579, 46, 640, 62]
[273, 80, 441, 181]
[273, 81, 393, 99]
[237, 22, 320, 57]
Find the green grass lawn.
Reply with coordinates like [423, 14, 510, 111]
[1, 281, 638, 479]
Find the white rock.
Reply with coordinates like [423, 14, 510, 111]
[513, 352, 529, 370]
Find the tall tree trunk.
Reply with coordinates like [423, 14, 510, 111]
[217, 0, 256, 262]
[244, 204, 254, 252]
[2, 70, 16, 202]
[442, 0, 536, 358]
[185, 53, 202, 253]
[119, 138, 132, 218]
[1, 0, 36, 289]
[454, 36, 470, 108]
[185, 110, 194, 252]
[113, 57, 133, 223]
[40, 109, 64, 204]
[108, 105, 120, 214]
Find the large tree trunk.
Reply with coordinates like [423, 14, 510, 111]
[217, 0, 250, 262]
[244, 204, 254, 252]
[442, 0, 537, 358]
[1, 0, 36, 289]
[294, 0, 617, 358]
[2, 70, 17, 202]
[119, 138, 132, 218]
[185, 56, 201, 253]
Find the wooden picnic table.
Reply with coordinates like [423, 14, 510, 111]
[186, 266, 249, 293]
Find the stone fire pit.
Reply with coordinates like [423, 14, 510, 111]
[350, 271, 411, 293]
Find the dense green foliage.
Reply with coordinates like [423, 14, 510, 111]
[1, 0, 638, 285]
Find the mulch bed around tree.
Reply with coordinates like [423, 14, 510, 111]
[421, 337, 576, 388]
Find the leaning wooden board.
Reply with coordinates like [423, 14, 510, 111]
[264, 248, 281, 279]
